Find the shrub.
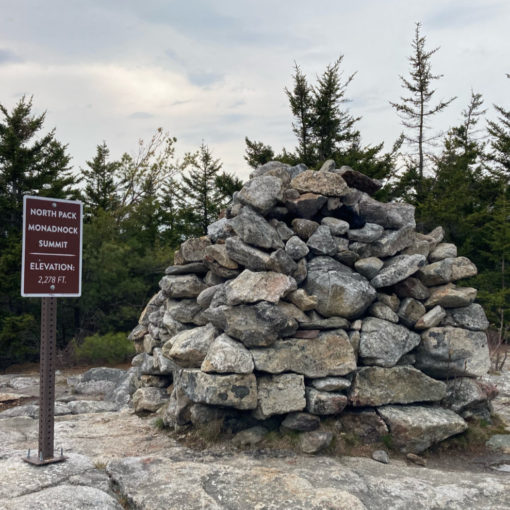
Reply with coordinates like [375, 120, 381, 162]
[73, 331, 134, 365]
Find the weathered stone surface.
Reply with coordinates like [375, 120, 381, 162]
[225, 270, 296, 305]
[372, 450, 390, 464]
[321, 216, 349, 235]
[397, 297, 426, 327]
[305, 387, 348, 415]
[414, 305, 446, 330]
[350, 366, 446, 407]
[250, 160, 291, 178]
[378, 405, 467, 453]
[254, 374, 306, 419]
[165, 262, 208, 275]
[180, 237, 211, 262]
[133, 387, 168, 413]
[230, 207, 284, 249]
[204, 302, 294, 347]
[128, 323, 148, 342]
[335, 409, 389, 442]
[143, 334, 159, 354]
[292, 257, 308, 284]
[237, 175, 284, 215]
[371, 254, 426, 289]
[307, 225, 337, 256]
[403, 233, 433, 257]
[204, 244, 239, 269]
[369, 302, 399, 323]
[310, 377, 351, 392]
[299, 430, 333, 454]
[354, 257, 384, 280]
[201, 334, 254, 374]
[348, 223, 384, 242]
[285, 192, 327, 218]
[305, 264, 376, 319]
[429, 243, 457, 262]
[162, 310, 190, 337]
[165, 299, 204, 324]
[418, 257, 478, 286]
[204, 270, 225, 286]
[225, 236, 270, 271]
[370, 226, 416, 258]
[416, 327, 490, 378]
[377, 292, 400, 312]
[281, 412, 321, 431]
[291, 170, 348, 196]
[291, 218, 319, 240]
[287, 288, 317, 311]
[393, 277, 430, 300]
[425, 284, 477, 308]
[300, 311, 350, 330]
[442, 378, 489, 414]
[251, 330, 356, 378]
[159, 274, 207, 298]
[277, 301, 309, 325]
[232, 426, 268, 447]
[196, 285, 221, 308]
[358, 194, 416, 229]
[179, 369, 258, 410]
[285, 235, 310, 260]
[486, 435, 510, 454]
[207, 217, 232, 242]
[359, 318, 421, 367]
[266, 248, 298, 275]
[442, 303, 489, 331]
[165, 324, 218, 368]
[338, 167, 382, 195]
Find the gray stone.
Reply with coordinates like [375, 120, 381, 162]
[251, 330, 356, 378]
[291, 218, 319, 240]
[180, 237, 211, 262]
[359, 318, 421, 367]
[165, 262, 208, 275]
[201, 334, 254, 374]
[378, 405, 467, 453]
[232, 426, 268, 447]
[319, 159, 336, 172]
[207, 217, 233, 242]
[442, 303, 489, 331]
[161, 311, 189, 337]
[416, 327, 490, 378]
[299, 430, 333, 454]
[250, 160, 290, 178]
[196, 285, 222, 308]
[377, 292, 400, 312]
[285, 192, 327, 218]
[67, 400, 119, 414]
[358, 194, 416, 229]
[350, 366, 446, 406]
[204, 244, 239, 269]
[159, 274, 207, 298]
[486, 435, 510, 454]
[237, 175, 284, 215]
[225, 236, 271, 271]
[165, 298, 204, 324]
[179, 369, 258, 410]
[305, 265, 376, 319]
[204, 302, 294, 347]
[372, 450, 390, 464]
[254, 374, 306, 419]
[266, 248, 298, 275]
[418, 257, 478, 286]
[403, 233, 434, 257]
[230, 207, 284, 249]
[369, 302, 399, 323]
[300, 311, 350, 330]
[393, 277, 430, 300]
[429, 243, 457, 262]
[292, 258, 308, 285]
[128, 323, 147, 342]
[321, 216, 349, 235]
[371, 254, 426, 289]
[189, 403, 226, 426]
[348, 223, 384, 242]
[306, 225, 337, 256]
[443, 378, 489, 414]
[277, 301, 309, 325]
[291, 170, 348, 196]
[415, 306, 446, 330]
[164, 323, 218, 368]
[224, 270, 296, 305]
[354, 257, 384, 279]
[397, 297, 426, 327]
[133, 387, 168, 413]
[281, 412, 321, 431]
[334, 236, 350, 252]
[425, 284, 477, 308]
[335, 409, 389, 442]
[310, 377, 351, 392]
[270, 219, 295, 241]
[204, 270, 226, 286]
[287, 289, 317, 311]
[305, 387, 348, 415]
[285, 235, 310, 260]
[337, 167, 383, 195]
[370, 226, 416, 258]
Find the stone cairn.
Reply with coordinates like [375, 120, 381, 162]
[129, 160, 495, 454]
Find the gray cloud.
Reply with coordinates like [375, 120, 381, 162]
[128, 111, 154, 119]
[0, 48, 22, 64]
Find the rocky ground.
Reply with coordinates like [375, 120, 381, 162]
[0, 365, 509, 510]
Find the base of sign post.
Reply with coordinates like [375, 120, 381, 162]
[23, 454, 68, 466]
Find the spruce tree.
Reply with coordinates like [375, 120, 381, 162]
[244, 137, 274, 168]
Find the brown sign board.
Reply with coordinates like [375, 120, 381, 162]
[21, 195, 83, 297]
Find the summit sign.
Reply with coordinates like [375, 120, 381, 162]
[22, 196, 83, 297]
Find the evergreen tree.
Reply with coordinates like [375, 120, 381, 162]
[244, 137, 274, 168]
[390, 23, 456, 203]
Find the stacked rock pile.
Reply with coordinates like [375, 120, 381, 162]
[129, 160, 495, 453]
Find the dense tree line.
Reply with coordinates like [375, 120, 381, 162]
[0, 23, 508, 367]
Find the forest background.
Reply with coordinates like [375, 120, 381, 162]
[0, 25, 508, 368]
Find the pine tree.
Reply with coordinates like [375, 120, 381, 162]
[244, 137, 274, 168]
[390, 23, 456, 202]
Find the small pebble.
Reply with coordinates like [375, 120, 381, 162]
[372, 449, 390, 464]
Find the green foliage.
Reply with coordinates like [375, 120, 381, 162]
[0, 314, 39, 366]
[72, 332, 134, 365]
[244, 137, 275, 168]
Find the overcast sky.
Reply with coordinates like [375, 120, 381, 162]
[1, 0, 509, 180]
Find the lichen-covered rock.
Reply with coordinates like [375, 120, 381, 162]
[310, 377, 351, 392]
[358, 195, 416, 229]
[285, 192, 327, 218]
[414, 305, 446, 330]
[178, 369, 258, 410]
[335, 409, 389, 442]
[251, 330, 356, 378]
[359, 318, 421, 367]
[425, 284, 477, 308]
[418, 256, 477, 286]
[370, 254, 426, 288]
[299, 429, 333, 453]
[442, 378, 490, 415]
[429, 243, 457, 262]
[354, 257, 383, 280]
[159, 274, 207, 298]
[306, 225, 337, 256]
[416, 327, 490, 378]
[266, 248, 297, 275]
[285, 236, 310, 260]
[287, 288, 317, 311]
[230, 207, 284, 249]
[201, 334, 254, 374]
[397, 297, 426, 327]
[133, 387, 168, 413]
[254, 373, 306, 419]
[348, 223, 384, 242]
[369, 302, 399, 323]
[350, 366, 446, 407]
[291, 170, 348, 196]
[377, 405, 467, 453]
[163, 324, 217, 368]
[225, 236, 270, 271]
[281, 412, 321, 431]
[393, 277, 430, 300]
[305, 387, 348, 415]
[370, 226, 416, 258]
[237, 175, 284, 215]
[179, 237, 211, 263]
[321, 216, 349, 235]
[442, 303, 489, 331]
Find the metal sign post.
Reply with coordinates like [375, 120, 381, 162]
[21, 195, 82, 466]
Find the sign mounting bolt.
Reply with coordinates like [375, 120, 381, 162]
[52, 202, 57, 207]
[50, 285, 55, 290]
